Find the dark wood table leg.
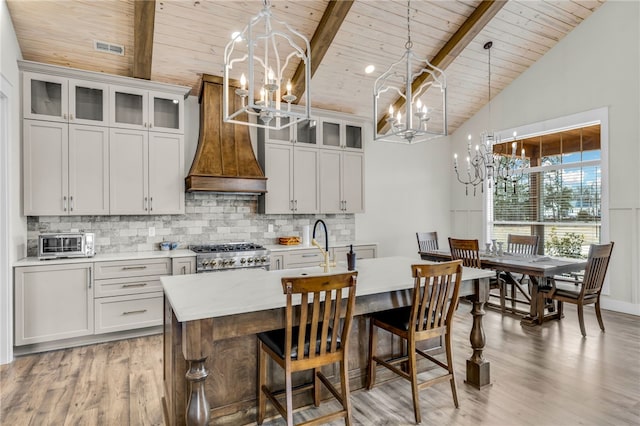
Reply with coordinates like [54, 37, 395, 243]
[465, 277, 491, 389]
[521, 276, 542, 325]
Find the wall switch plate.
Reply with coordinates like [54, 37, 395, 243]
[268, 224, 274, 233]
[149, 226, 155, 237]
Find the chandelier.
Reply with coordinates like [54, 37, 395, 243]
[373, 0, 447, 144]
[453, 41, 527, 195]
[223, 0, 311, 130]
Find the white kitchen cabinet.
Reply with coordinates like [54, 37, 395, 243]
[270, 254, 284, 271]
[331, 244, 377, 263]
[261, 143, 319, 214]
[23, 72, 108, 126]
[319, 150, 364, 213]
[14, 263, 94, 346]
[93, 258, 170, 335]
[274, 243, 377, 270]
[110, 85, 184, 134]
[109, 129, 184, 215]
[172, 257, 196, 275]
[23, 120, 109, 215]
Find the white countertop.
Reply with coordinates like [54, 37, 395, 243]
[267, 241, 377, 252]
[13, 249, 195, 267]
[162, 256, 494, 323]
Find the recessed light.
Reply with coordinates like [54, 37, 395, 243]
[231, 31, 242, 42]
[365, 65, 375, 74]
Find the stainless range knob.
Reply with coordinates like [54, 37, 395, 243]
[240, 258, 247, 264]
[247, 257, 254, 263]
[229, 259, 236, 265]
[210, 260, 217, 267]
[260, 256, 267, 262]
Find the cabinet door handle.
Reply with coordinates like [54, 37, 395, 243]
[122, 283, 148, 288]
[294, 200, 298, 211]
[290, 200, 294, 211]
[150, 197, 153, 211]
[122, 265, 148, 270]
[63, 196, 67, 212]
[70, 196, 74, 211]
[70, 113, 74, 121]
[63, 113, 68, 120]
[276, 259, 281, 269]
[181, 266, 186, 275]
[149, 122, 153, 128]
[144, 197, 148, 211]
[88, 268, 92, 289]
[144, 122, 148, 128]
[122, 309, 147, 315]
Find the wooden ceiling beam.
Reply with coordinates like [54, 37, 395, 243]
[133, 0, 156, 80]
[377, 0, 508, 134]
[290, 0, 354, 102]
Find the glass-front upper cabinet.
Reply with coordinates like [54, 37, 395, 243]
[149, 91, 183, 134]
[110, 86, 183, 133]
[295, 119, 317, 145]
[345, 123, 363, 150]
[320, 118, 363, 151]
[23, 72, 108, 126]
[266, 117, 317, 145]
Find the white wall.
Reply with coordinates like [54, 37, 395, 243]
[356, 135, 452, 259]
[449, 1, 640, 315]
[1, 0, 25, 364]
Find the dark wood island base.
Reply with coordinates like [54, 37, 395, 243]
[162, 273, 492, 426]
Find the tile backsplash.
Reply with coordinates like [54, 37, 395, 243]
[27, 193, 356, 256]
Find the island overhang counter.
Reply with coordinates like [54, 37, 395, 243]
[161, 256, 495, 426]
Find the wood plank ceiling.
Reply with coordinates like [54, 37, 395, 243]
[7, 0, 606, 136]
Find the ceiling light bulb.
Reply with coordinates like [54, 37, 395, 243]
[365, 65, 375, 74]
[231, 31, 242, 42]
[396, 111, 402, 123]
[416, 99, 422, 110]
[389, 105, 394, 116]
[286, 79, 292, 95]
[240, 73, 246, 90]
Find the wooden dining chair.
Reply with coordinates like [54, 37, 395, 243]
[537, 242, 614, 337]
[501, 234, 539, 313]
[257, 271, 358, 426]
[366, 261, 463, 424]
[448, 237, 482, 268]
[449, 237, 503, 311]
[416, 232, 439, 252]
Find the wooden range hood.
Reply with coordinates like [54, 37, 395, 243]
[185, 74, 267, 193]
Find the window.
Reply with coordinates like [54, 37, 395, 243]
[489, 124, 601, 258]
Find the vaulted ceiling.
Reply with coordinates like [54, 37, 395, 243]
[7, 0, 605, 134]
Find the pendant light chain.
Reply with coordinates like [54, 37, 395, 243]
[406, 0, 412, 49]
[486, 41, 492, 130]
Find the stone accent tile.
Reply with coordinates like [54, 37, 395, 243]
[26, 194, 356, 256]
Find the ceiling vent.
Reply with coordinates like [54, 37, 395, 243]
[93, 40, 124, 56]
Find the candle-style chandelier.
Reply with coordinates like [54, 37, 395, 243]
[223, 0, 311, 130]
[373, 0, 447, 144]
[453, 41, 527, 195]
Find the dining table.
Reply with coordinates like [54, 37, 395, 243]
[419, 249, 588, 325]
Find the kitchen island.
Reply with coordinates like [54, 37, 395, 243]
[161, 256, 495, 426]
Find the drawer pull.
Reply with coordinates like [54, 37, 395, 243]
[301, 254, 319, 258]
[122, 283, 147, 288]
[122, 266, 148, 270]
[122, 309, 147, 315]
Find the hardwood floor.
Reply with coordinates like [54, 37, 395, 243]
[1, 304, 639, 425]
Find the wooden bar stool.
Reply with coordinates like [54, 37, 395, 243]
[257, 271, 358, 426]
[366, 261, 463, 424]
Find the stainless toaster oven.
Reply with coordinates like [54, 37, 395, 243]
[38, 232, 95, 260]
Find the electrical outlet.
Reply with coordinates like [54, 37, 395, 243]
[268, 224, 274, 233]
[149, 226, 155, 237]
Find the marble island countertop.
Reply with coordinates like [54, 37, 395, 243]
[161, 256, 495, 323]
